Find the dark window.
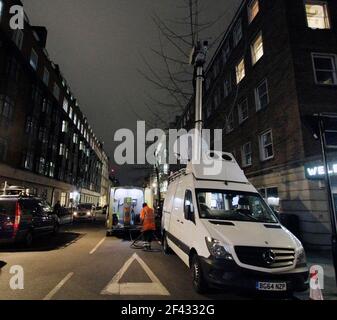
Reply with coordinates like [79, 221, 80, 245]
[0, 138, 8, 161]
[0, 95, 14, 122]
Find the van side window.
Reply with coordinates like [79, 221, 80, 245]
[184, 190, 195, 221]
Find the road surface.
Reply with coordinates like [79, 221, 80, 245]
[0, 217, 302, 300]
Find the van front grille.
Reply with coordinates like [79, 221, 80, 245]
[234, 246, 295, 269]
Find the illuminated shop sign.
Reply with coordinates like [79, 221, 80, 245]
[305, 162, 337, 180]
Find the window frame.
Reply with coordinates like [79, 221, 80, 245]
[259, 129, 274, 161]
[236, 57, 246, 84]
[233, 19, 243, 47]
[238, 98, 249, 124]
[311, 53, 337, 86]
[305, 0, 331, 30]
[255, 79, 269, 111]
[43, 67, 49, 86]
[248, 0, 260, 24]
[12, 29, 24, 50]
[226, 111, 235, 134]
[241, 142, 252, 168]
[251, 32, 264, 65]
[30, 49, 38, 71]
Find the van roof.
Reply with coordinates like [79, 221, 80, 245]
[169, 151, 250, 185]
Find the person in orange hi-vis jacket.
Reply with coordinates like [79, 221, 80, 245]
[140, 203, 156, 250]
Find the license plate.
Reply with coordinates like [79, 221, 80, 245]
[256, 282, 287, 291]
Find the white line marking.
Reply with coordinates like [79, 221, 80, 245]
[89, 237, 105, 255]
[43, 272, 74, 300]
[101, 253, 170, 296]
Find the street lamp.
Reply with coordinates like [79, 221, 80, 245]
[316, 113, 337, 287]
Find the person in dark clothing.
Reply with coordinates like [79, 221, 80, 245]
[53, 201, 61, 215]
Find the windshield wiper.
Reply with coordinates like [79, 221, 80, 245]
[235, 210, 260, 221]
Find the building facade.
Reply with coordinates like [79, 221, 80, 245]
[0, 0, 109, 206]
[177, 0, 337, 249]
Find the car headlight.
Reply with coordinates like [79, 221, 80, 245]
[87, 211, 91, 216]
[205, 237, 233, 260]
[296, 247, 307, 267]
[73, 211, 78, 216]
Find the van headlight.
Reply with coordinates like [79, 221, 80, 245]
[87, 211, 91, 216]
[205, 237, 233, 260]
[296, 247, 307, 267]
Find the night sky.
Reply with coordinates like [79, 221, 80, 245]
[22, 0, 240, 185]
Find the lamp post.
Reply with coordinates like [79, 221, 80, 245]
[317, 113, 337, 287]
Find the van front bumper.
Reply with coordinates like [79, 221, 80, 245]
[199, 257, 309, 293]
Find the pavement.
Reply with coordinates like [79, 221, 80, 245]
[294, 250, 337, 300]
[0, 217, 322, 300]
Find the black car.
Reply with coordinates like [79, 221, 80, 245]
[0, 195, 59, 247]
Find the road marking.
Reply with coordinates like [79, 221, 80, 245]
[101, 253, 170, 296]
[89, 237, 105, 255]
[43, 272, 74, 300]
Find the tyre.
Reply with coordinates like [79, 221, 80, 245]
[162, 233, 172, 254]
[191, 254, 208, 294]
[24, 231, 33, 248]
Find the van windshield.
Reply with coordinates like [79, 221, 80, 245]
[196, 189, 278, 223]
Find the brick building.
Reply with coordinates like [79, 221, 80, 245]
[177, 0, 337, 249]
[0, 0, 109, 206]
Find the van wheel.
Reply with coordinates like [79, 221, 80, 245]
[162, 233, 171, 254]
[24, 231, 33, 248]
[191, 255, 208, 294]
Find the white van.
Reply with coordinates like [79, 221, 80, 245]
[161, 151, 309, 294]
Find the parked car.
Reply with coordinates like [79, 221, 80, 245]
[0, 195, 59, 247]
[161, 151, 309, 295]
[95, 206, 104, 215]
[73, 203, 96, 222]
[55, 207, 73, 226]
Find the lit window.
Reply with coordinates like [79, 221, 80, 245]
[49, 162, 55, 177]
[305, 1, 330, 29]
[73, 113, 77, 125]
[69, 106, 73, 119]
[23, 152, 33, 170]
[238, 99, 249, 124]
[251, 32, 264, 65]
[226, 111, 234, 133]
[241, 142, 252, 167]
[248, 0, 259, 23]
[62, 120, 68, 133]
[30, 49, 38, 70]
[43, 68, 49, 86]
[236, 58, 245, 84]
[255, 79, 269, 110]
[312, 53, 337, 85]
[63, 98, 68, 112]
[259, 130, 274, 161]
[59, 144, 65, 156]
[233, 19, 242, 47]
[73, 133, 78, 144]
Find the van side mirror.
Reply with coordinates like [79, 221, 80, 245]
[184, 204, 195, 222]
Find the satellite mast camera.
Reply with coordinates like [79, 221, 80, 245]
[189, 40, 209, 67]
